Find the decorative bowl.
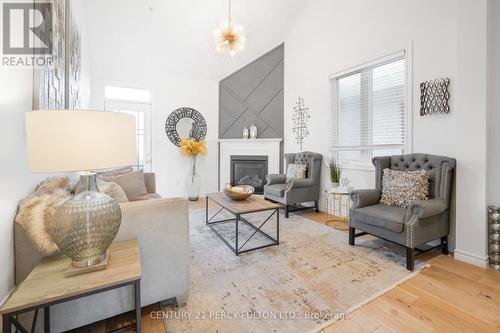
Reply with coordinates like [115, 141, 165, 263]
[223, 184, 255, 201]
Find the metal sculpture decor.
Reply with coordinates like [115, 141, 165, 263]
[292, 97, 310, 150]
[420, 78, 451, 116]
[165, 107, 207, 146]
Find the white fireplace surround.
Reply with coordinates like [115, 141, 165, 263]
[218, 139, 282, 191]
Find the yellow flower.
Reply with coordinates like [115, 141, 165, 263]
[179, 139, 207, 156]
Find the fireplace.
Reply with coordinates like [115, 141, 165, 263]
[230, 155, 268, 194]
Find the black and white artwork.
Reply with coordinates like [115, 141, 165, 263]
[420, 78, 451, 116]
[34, 0, 82, 110]
[35, 0, 66, 110]
[67, 10, 81, 110]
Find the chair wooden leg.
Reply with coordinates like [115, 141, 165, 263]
[349, 227, 355, 246]
[406, 247, 415, 271]
[314, 200, 319, 213]
[284, 205, 289, 218]
[441, 236, 449, 255]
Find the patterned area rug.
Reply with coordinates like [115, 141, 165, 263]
[163, 208, 424, 333]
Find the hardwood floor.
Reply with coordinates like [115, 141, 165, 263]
[75, 199, 500, 333]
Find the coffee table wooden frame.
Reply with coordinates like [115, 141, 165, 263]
[205, 193, 280, 255]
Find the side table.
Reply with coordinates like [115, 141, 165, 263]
[324, 190, 352, 230]
[0, 240, 142, 333]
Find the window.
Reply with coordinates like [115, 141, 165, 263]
[104, 85, 153, 171]
[331, 52, 409, 167]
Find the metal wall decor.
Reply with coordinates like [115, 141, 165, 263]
[67, 10, 81, 110]
[420, 78, 451, 116]
[34, 0, 66, 109]
[165, 107, 207, 146]
[292, 97, 310, 150]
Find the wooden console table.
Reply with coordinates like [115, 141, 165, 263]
[0, 240, 142, 333]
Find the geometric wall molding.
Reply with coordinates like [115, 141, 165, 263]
[219, 44, 284, 140]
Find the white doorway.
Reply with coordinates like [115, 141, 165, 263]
[104, 86, 153, 171]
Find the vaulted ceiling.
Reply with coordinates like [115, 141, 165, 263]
[84, 0, 308, 81]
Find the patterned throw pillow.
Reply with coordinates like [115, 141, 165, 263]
[380, 169, 431, 208]
[286, 163, 308, 183]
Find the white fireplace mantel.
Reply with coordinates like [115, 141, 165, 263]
[218, 139, 282, 190]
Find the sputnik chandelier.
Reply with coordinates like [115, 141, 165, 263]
[213, 0, 246, 56]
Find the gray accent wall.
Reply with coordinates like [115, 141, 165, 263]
[219, 44, 284, 140]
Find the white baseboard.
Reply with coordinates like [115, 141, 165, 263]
[453, 249, 489, 268]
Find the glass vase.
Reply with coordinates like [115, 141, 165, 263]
[187, 155, 201, 201]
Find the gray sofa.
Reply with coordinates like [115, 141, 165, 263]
[264, 152, 322, 218]
[14, 173, 190, 332]
[349, 154, 456, 271]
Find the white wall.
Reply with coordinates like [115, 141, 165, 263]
[0, 67, 45, 304]
[487, 0, 500, 206]
[0, 0, 93, 304]
[284, 0, 489, 266]
[85, 0, 306, 198]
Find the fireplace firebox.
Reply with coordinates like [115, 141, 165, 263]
[230, 155, 268, 194]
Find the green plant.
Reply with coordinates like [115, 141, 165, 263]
[329, 161, 341, 183]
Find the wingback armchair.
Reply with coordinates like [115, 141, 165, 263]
[349, 153, 456, 271]
[264, 151, 322, 218]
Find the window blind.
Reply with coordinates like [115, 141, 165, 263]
[332, 56, 406, 161]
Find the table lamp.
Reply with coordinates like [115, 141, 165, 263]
[25, 110, 137, 268]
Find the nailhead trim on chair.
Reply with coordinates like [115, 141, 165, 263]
[407, 160, 451, 247]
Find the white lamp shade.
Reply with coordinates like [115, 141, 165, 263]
[26, 110, 137, 173]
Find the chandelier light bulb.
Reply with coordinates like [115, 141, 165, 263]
[213, 0, 246, 56]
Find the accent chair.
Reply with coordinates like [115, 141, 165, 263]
[348, 153, 456, 271]
[264, 151, 322, 218]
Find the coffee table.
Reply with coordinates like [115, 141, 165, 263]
[206, 192, 280, 255]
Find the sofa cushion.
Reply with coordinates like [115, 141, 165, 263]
[351, 204, 406, 233]
[380, 168, 430, 208]
[265, 184, 287, 197]
[134, 193, 162, 201]
[97, 180, 129, 203]
[107, 170, 149, 201]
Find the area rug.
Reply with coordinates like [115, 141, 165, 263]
[163, 208, 426, 333]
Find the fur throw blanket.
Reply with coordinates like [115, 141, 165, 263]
[15, 177, 73, 255]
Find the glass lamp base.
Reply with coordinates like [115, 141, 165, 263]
[51, 173, 121, 268]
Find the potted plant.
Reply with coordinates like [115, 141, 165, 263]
[180, 139, 207, 201]
[329, 160, 341, 191]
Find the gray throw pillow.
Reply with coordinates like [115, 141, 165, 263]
[380, 169, 430, 208]
[107, 170, 149, 202]
[97, 180, 129, 203]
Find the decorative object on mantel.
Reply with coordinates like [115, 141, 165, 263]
[213, 0, 246, 56]
[329, 160, 341, 191]
[165, 107, 207, 146]
[488, 206, 500, 271]
[292, 97, 310, 150]
[180, 138, 207, 201]
[25, 111, 136, 272]
[249, 123, 258, 139]
[223, 184, 255, 201]
[242, 125, 249, 139]
[420, 78, 451, 116]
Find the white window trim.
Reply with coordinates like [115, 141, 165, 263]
[103, 81, 156, 171]
[329, 46, 413, 171]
